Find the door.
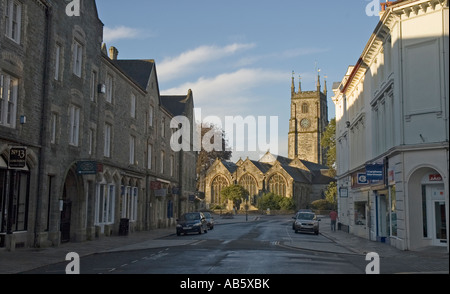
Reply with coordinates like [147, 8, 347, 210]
[433, 200, 447, 246]
[60, 200, 72, 243]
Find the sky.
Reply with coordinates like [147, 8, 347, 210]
[95, 0, 381, 162]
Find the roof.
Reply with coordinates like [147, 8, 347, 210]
[221, 161, 238, 174]
[160, 95, 189, 117]
[250, 160, 272, 174]
[112, 60, 154, 90]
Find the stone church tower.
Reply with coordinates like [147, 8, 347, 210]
[288, 72, 329, 165]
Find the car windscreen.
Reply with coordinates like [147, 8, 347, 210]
[297, 213, 315, 220]
[182, 213, 200, 221]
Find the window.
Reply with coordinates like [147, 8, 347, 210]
[239, 174, 257, 199]
[90, 71, 97, 102]
[55, 45, 61, 80]
[106, 74, 113, 103]
[161, 117, 165, 138]
[170, 155, 174, 177]
[211, 176, 228, 204]
[69, 105, 80, 146]
[147, 144, 153, 170]
[0, 73, 18, 128]
[160, 151, 165, 174]
[72, 41, 83, 77]
[88, 128, 93, 155]
[302, 103, 309, 114]
[121, 186, 138, 221]
[0, 169, 30, 233]
[95, 183, 115, 225]
[355, 202, 366, 226]
[268, 174, 286, 197]
[50, 113, 58, 144]
[104, 123, 111, 158]
[130, 94, 136, 118]
[149, 105, 154, 127]
[129, 136, 135, 165]
[5, 0, 22, 43]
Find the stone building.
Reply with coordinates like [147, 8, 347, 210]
[202, 75, 334, 211]
[0, 0, 196, 250]
[332, 0, 448, 252]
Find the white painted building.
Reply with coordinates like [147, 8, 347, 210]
[332, 0, 448, 252]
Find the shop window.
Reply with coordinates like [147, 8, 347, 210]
[354, 201, 366, 226]
[390, 186, 397, 237]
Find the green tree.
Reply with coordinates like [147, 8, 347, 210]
[220, 185, 249, 211]
[257, 192, 295, 211]
[321, 118, 337, 209]
[321, 118, 336, 177]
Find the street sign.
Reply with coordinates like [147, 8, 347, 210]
[357, 173, 369, 185]
[9, 146, 27, 169]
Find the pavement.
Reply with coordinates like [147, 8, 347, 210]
[0, 213, 448, 275]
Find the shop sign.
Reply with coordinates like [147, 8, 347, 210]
[357, 173, 369, 185]
[76, 161, 98, 175]
[339, 188, 348, 198]
[366, 164, 384, 181]
[150, 181, 162, 190]
[155, 188, 167, 197]
[429, 174, 442, 182]
[9, 146, 27, 169]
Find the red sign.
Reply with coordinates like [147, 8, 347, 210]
[429, 174, 442, 182]
[150, 181, 162, 190]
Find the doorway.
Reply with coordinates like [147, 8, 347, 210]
[433, 200, 446, 246]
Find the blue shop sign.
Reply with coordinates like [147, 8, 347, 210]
[366, 164, 384, 181]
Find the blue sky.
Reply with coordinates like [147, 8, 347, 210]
[95, 0, 380, 161]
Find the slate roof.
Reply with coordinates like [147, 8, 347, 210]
[112, 60, 154, 90]
[160, 95, 189, 117]
[221, 161, 238, 174]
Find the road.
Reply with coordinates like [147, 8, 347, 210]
[21, 215, 368, 275]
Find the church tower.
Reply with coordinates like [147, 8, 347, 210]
[288, 71, 329, 165]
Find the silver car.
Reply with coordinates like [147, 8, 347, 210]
[292, 212, 320, 235]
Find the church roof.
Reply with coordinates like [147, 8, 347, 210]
[221, 161, 238, 174]
[250, 160, 272, 174]
[280, 164, 312, 184]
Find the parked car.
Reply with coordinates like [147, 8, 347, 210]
[176, 212, 208, 236]
[202, 211, 215, 230]
[292, 212, 320, 235]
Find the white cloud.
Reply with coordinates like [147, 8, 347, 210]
[103, 26, 141, 42]
[162, 68, 286, 110]
[157, 43, 255, 81]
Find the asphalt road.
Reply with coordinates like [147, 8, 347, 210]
[21, 215, 367, 275]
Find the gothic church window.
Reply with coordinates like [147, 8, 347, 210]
[211, 176, 229, 204]
[268, 174, 287, 197]
[302, 103, 309, 114]
[239, 174, 257, 198]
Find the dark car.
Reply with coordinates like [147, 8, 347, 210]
[176, 212, 208, 236]
[202, 212, 215, 230]
[292, 212, 320, 235]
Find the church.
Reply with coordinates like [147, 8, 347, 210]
[203, 73, 335, 211]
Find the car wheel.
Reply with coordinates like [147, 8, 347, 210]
[177, 232, 181, 236]
[315, 230, 319, 235]
[294, 230, 298, 233]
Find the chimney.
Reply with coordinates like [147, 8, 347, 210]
[109, 46, 119, 60]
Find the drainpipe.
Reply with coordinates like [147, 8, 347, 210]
[34, 2, 53, 248]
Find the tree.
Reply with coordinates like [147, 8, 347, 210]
[321, 118, 336, 177]
[196, 123, 232, 191]
[257, 192, 295, 211]
[220, 185, 249, 211]
[321, 118, 337, 209]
